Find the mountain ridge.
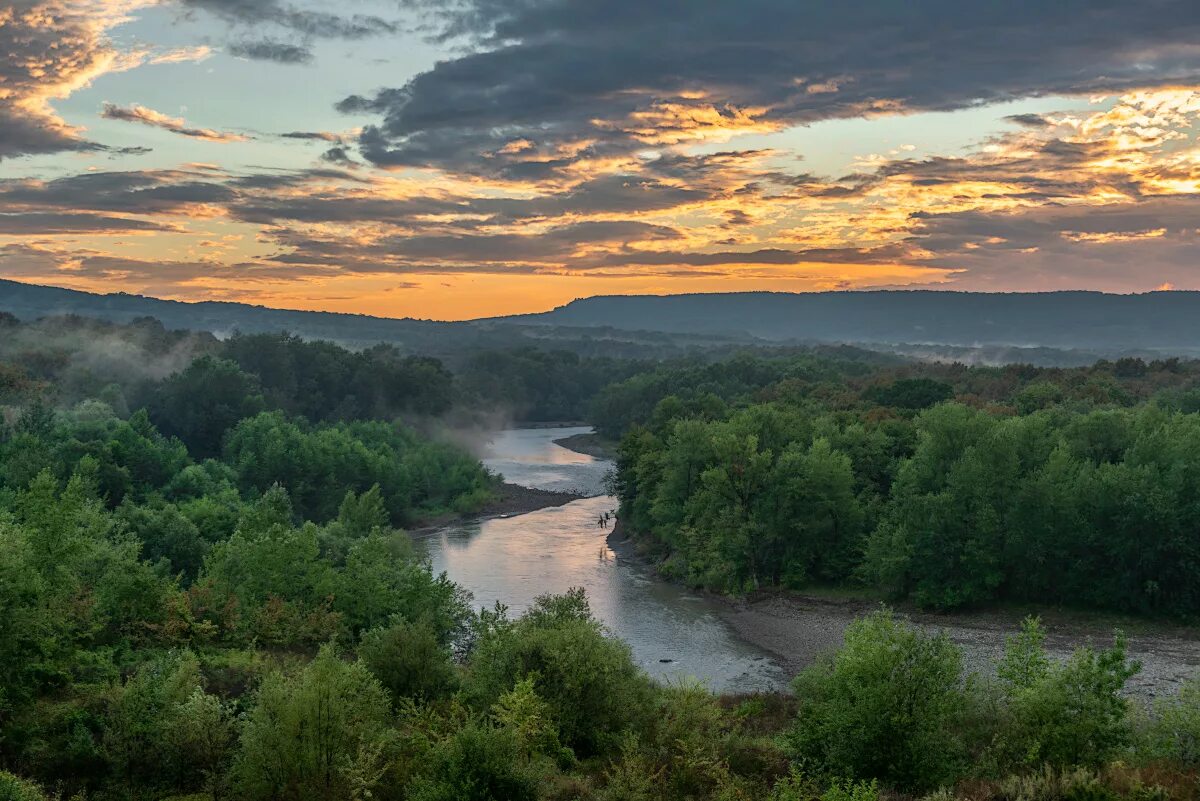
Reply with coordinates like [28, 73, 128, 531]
[4, 279, 1200, 354]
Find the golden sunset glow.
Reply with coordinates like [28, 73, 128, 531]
[3, 1, 1200, 316]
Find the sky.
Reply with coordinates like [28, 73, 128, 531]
[3, 1, 1200, 320]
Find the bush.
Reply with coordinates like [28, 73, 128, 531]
[1139, 675, 1200, 766]
[463, 589, 654, 757]
[233, 645, 393, 801]
[788, 609, 969, 791]
[768, 770, 879, 801]
[407, 723, 539, 801]
[991, 618, 1139, 771]
[0, 772, 50, 801]
[359, 618, 459, 703]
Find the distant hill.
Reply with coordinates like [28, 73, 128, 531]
[4, 281, 1198, 358]
[0, 279, 461, 345]
[0, 280, 759, 360]
[506, 291, 1200, 353]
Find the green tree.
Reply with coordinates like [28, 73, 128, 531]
[358, 618, 459, 703]
[464, 590, 654, 757]
[788, 609, 969, 791]
[234, 645, 393, 801]
[991, 617, 1140, 770]
[151, 356, 265, 458]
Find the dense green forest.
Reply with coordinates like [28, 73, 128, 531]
[607, 352, 1200, 615]
[4, 313, 1200, 799]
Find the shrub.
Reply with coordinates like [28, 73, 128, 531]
[359, 617, 459, 703]
[464, 589, 654, 757]
[991, 618, 1139, 771]
[0, 772, 50, 801]
[407, 723, 539, 801]
[233, 645, 393, 801]
[1139, 675, 1200, 766]
[788, 609, 969, 791]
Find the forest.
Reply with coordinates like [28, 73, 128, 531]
[606, 352, 1200, 614]
[3, 313, 1200, 800]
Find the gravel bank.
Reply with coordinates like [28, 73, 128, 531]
[611, 524, 1200, 701]
[552, 432, 618, 460]
[719, 593, 1200, 701]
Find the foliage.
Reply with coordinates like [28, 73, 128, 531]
[788, 609, 969, 791]
[990, 618, 1140, 770]
[1141, 676, 1200, 766]
[463, 589, 655, 757]
[233, 645, 393, 801]
[358, 618, 460, 703]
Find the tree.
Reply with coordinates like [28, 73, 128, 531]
[991, 617, 1140, 770]
[358, 617, 459, 703]
[151, 356, 265, 458]
[234, 645, 393, 801]
[788, 609, 969, 791]
[464, 590, 654, 757]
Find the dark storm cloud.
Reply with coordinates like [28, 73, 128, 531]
[228, 39, 313, 64]
[178, 0, 398, 62]
[0, 213, 176, 235]
[346, 0, 1200, 173]
[0, 171, 237, 215]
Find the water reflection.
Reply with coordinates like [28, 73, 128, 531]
[420, 427, 787, 692]
[481, 426, 610, 496]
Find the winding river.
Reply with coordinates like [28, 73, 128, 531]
[419, 426, 787, 692]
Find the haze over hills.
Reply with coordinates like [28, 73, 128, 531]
[4, 279, 1200, 358]
[509, 291, 1200, 352]
[0, 279, 762, 360]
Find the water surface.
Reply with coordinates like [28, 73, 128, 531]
[420, 427, 787, 692]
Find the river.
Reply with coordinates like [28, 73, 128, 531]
[418, 426, 787, 692]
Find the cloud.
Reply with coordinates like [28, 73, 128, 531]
[148, 45, 213, 64]
[0, 212, 176, 235]
[346, 0, 1200, 175]
[0, 1, 156, 160]
[0, 169, 237, 215]
[280, 130, 344, 142]
[228, 39, 313, 63]
[178, 0, 398, 61]
[180, 0, 396, 37]
[101, 103, 250, 142]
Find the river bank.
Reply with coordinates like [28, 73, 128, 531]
[551, 431, 619, 460]
[608, 522, 1200, 700]
[422, 427, 786, 691]
[410, 481, 582, 533]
